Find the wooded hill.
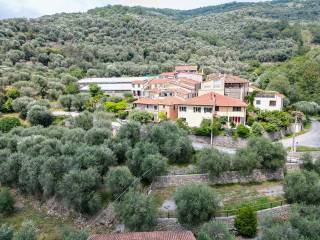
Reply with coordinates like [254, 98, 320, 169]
[0, 0, 320, 103]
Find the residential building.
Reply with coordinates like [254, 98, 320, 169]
[133, 96, 184, 121]
[88, 231, 196, 240]
[176, 72, 203, 82]
[254, 91, 285, 111]
[199, 73, 249, 100]
[79, 77, 152, 96]
[178, 92, 247, 127]
[175, 65, 198, 73]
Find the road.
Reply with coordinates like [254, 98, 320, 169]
[280, 121, 320, 148]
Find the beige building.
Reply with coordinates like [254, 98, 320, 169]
[178, 92, 247, 127]
[199, 73, 249, 100]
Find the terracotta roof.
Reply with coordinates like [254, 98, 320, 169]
[177, 78, 199, 85]
[132, 80, 146, 84]
[208, 73, 249, 84]
[160, 72, 177, 77]
[175, 65, 198, 72]
[149, 78, 172, 84]
[134, 96, 185, 106]
[88, 231, 196, 240]
[256, 91, 285, 98]
[182, 92, 247, 107]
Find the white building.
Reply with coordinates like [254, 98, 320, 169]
[254, 91, 285, 111]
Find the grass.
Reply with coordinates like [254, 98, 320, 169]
[0, 189, 75, 240]
[0, 113, 29, 126]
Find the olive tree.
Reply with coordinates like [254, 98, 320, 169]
[27, 105, 53, 127]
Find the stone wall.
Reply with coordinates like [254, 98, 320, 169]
[151, 169, 284, 189]
[155, 205, 291, 231]
[189, 135, 247, 148]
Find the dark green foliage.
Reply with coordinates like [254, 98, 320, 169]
[194, 119, 221, 137]
[141, 154, 167, 182]
[0, 224, 14, 240]
[0, 188, 15, 216]
[257, 111, 293, 133]
[59, 226, 89, 240]
[105, 166, 135, 198]
[198, 148, 231, 178]
[284, 171, 320, 205]
[174, 184, 219, 227]
[117, 121, 141, 146]
[0, 117, 21, 133]
[235, 206, 257, 237]
[12, 97, 33, 118]
[236, 124, 250, 138]
[116, 190, 157, 231]
[198, 221, 235, 240]
[84, 127, 111, 145]
[89, 83, 103, 97]
[27, 105, 53, 127]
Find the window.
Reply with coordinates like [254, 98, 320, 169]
[269, 100, 276, 106]
[132, 84, 135, 88]
[256, 100, 261, 105]
[215, 106, 220, 112]
[138, 84, 141, 88]
[154, 105, 158, 110]
[179, 106, 187, 112]
[193, 107, 201, 113]
[204, 107, 212, 113]
[233, 107, 241, 112]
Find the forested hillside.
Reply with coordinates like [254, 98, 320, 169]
[0, 0, 320, 105]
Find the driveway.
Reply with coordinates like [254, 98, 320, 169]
[280, 121, 320, 148]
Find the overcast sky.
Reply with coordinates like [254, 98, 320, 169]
[0, 0, 268, 19]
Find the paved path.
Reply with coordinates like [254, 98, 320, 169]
[280, 121, 320, 148]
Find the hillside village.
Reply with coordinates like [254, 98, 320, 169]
[1, 1, 320, 240]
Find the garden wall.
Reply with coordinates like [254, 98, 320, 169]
[155, 205, 291, 231]
[151, 169, 284, 189]
[189, 135, 247, 148]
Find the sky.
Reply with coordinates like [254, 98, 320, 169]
[0, 0, 268, 19]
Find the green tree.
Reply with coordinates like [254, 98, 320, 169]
[59, 95, 74, 111]
[65, 82, 80, 94]
[0, 224, 14, 240]
[141, 154, 167, 182]
[128, 110, 153, 123]
[0, 188, 15, 216]
[12, 97, 33, 118]
[89, 83, 103, 97]
[234, 206, 257, 237]
[174, 184, 219, 227]
[27, 105, 53, 127]
[236, 124, 250, 138]
[105, 166, 135, 198]
[116, 190, 157, 231]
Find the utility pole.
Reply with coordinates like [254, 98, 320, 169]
[292, 115, 298, 153]
[211, 93, 216, 147]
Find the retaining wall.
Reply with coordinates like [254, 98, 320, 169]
[151, 169, 284, 189]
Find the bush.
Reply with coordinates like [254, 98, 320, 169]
[198, 221, 235, 240]
[12, 97, 33, 118]
[251, 122, 264, 136]
[27, 105, 53, 127]
[198, 148, 231, 178]
[116, 190, 157, 231]
[128, 110, 153, 123]
[236, 124, 250, 138]
[174, 184, 219, 227]
[234, 206, 257, 237]
[0, 117, 21, 133]
[0, 188, 15, 216]
[59, 226, 89, 240]
[194, 119, 221, 137]
[234, 148, 259, 174]
[105, 166, 135, 198]
[141, 154, 167, 182]
[15, 221, 37, 240]
[0, 224, 14, 240]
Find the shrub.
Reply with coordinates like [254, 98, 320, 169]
[15, 221, 37, 240]
[12, 97, 33, 118]
[105, 166, 135, 198]
[0, 224, 14, 240]
[198, 221, 235, 240]
[0, 188, 15, 216]
[116, 190, 157, 231]
[174, 184, 219, 227]
[251, 122, 264, 136]
[128, 110, 153, 123]
[141, 154, 167, 182]
[194, 119, 221, 137]
[0, 117, 21, 133]
[234, 206, 257, 237]
[27, 105, 53, 127]
[234, 148, 259, 174]
[236, 124, 250, 138]
[198, 148, 231, 178]
[59, 226, 89, 240]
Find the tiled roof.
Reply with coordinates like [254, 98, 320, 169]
[149, 78, 172, 84]
[175, 65, 198, 72]
[182, 92, 247, 107]
[88, 231, 196, 240]
[132, 79, 147, 84]
[160, 72, 177, 77]
[134, 96, 185, 106]
[208, 73, 249, 84]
